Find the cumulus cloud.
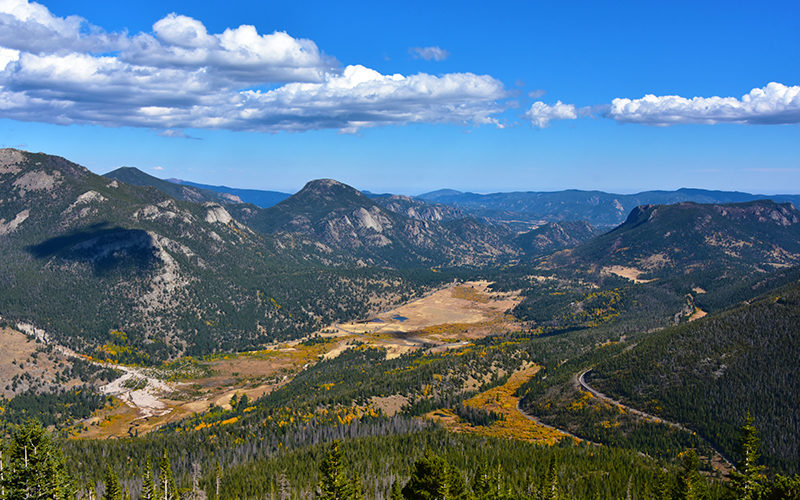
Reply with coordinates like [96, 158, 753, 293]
[608, 83, 800, 125]
[0, 0, 125, 54]
[0, 1, 506, 133]
[152, 165, 164, 171]
[409, 46, 449, 61]
[524, 101, 578, 128]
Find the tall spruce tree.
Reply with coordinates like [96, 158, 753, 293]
[676, 450, 706, 500]
[0, 419, 75, 499]
[317, 441, 362, 500]
[401, 451, 468, 500]
[103, 465, 122, 500]
[473, 461, 509, 500]
[159, 449, 179, 500]
[730, 412, 766, 500]
[543, 455, 560, 500]
[141, 459, 156, 500]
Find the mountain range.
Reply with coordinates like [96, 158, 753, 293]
[419, 187, 800, 226]
[0, 149, 446, 360]
[4, 149, 800, 362]
[4, 148, 800, 494]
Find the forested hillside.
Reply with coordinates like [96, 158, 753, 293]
[589, 279, 800, 473]
[235, 178, 522, 267]
[166, 178, 291, 208]
[104, 167, 243, 205]
[3, 148, 800, 499]
[0, 149, 447, 361]
[546, 200, 800, 290]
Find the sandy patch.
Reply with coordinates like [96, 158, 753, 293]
[340, 281, 520, 335]
[370, 394, 409, 417]
[688, 307, 707, 322]
[601, 265, 655, 284]
[329, 281, 522, 359]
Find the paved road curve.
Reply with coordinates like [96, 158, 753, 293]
[577, 368, 734, 469]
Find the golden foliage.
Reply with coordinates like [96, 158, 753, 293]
[426, 365, 572, 445]
[451, 285, 491, 303]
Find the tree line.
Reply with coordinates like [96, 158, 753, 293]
[2, 416, 799, 499]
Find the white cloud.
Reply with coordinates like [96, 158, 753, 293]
[608, 83, 800, 125]
[233, 65, 505, 132]
[158, 129, 199, 139]
[524, 100, 578, 128]
[0, 1, 507, 133]
[152, 165, 164, 171]
[410, 46, 449, 61]
[0, 0, 125, 54]
[528, 89, 546, 99]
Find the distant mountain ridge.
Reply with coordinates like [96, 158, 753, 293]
[112, 169, 800, 229]
[514, 221, 602, 257]
[546, 200, 800, 289]
[104, 167, 243, 205]
[168, 178, 290, 208]
[419, 187, 800, 226]
[102, 170, 601, 266]
[235, 178, 522, 267]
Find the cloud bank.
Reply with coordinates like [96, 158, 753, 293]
[0, 1, 505, 133]
[608, 82, 800, 125]
[523, 83, 800, 128]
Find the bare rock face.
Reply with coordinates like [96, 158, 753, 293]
[204, 203, 233, 224]
[353, 206, 386, 232]
[0, 209, 30, 235]
[0, 148, 25, 174]
[13, 170, 61, 196]
[714, 203, 799, 226]
[375, 194, 464, 222]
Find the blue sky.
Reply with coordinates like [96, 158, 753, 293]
[0, 0, 798, 194]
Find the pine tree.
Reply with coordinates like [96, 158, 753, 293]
[473, 461, 509, 500]
[544, 456, 560, 500]
[317, 441, 361, 499]
[0, 419, 75, 499]
[86, 483, 98, 500]
[142, 459, 156, 500]
[730, 412, 766, 500]
[402, 451, 449, 500]
[103, 465, 122, 500]
[676, 449, 706, 500]
[159, 449, 179, 500]
[445, 466, 469, 500]
[765, 474, 800, 499]
[656, 469, 673, 500]
[390, 480, 404, 500]
[401, 451, 467, 500]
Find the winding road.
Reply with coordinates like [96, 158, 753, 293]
[577, 368, 734, 469]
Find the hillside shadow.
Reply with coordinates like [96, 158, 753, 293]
[26, 222, 159, 275]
